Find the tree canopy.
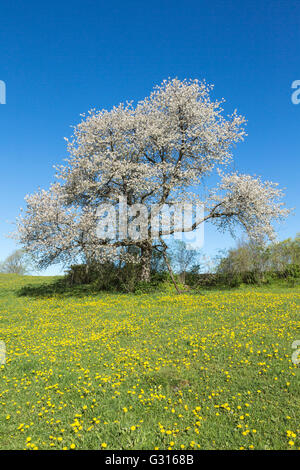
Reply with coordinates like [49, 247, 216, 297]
[16, 78, 290, 280]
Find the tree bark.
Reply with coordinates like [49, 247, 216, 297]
[140, 243, 152, 282]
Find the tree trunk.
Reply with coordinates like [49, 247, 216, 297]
[140, 243, 152, 282]
[162, 249, 182, 294]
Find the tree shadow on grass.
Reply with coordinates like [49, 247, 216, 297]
[17, 278, 100, 299]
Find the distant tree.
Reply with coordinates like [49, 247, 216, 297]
[0, 249, 31, 275]
[217, 234, 300, 276]
[169, 240, 199, 283]
[217, 239, 264, 274]
[266, 234, 300, 271]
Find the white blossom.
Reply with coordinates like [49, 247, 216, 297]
[15, 78, 289, 276]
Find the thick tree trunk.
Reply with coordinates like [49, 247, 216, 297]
[140, 243, 152, 282]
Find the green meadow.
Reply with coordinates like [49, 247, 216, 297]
[0, 274, 299, 450]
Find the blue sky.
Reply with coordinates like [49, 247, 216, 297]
[0, 0, 299, 274]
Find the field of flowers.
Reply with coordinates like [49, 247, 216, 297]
[0, 274, 299, 450]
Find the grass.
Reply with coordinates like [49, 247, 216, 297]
[0, 273, 299, 450]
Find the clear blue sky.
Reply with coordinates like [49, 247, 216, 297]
[0, 0, 299, 274]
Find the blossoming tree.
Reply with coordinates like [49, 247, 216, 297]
[16, 79, 289, 281]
